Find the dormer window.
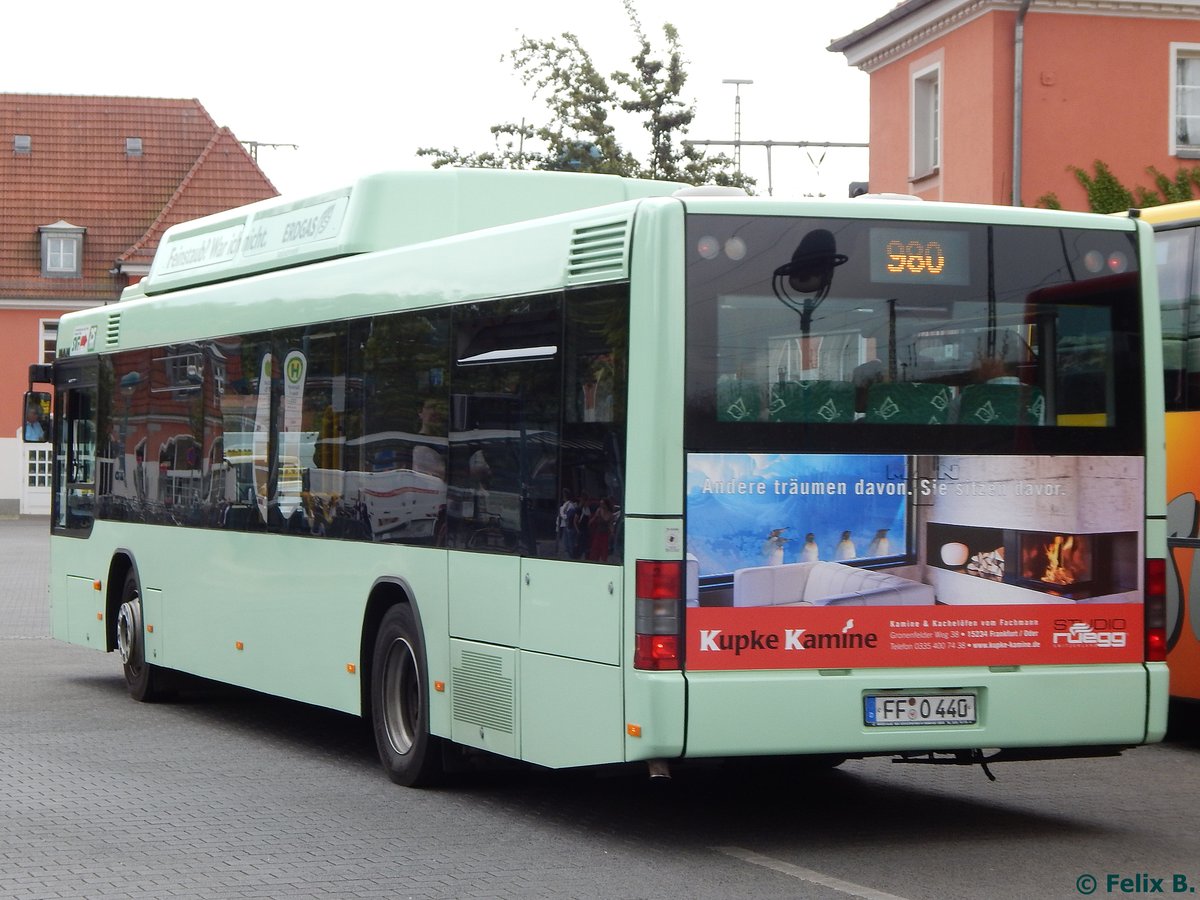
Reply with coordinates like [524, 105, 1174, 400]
[13, 134, 30, 155]
[39, 220, 85, 278]
[125, 136, 142, 157]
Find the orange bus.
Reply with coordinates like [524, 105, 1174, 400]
[1137, 199, 1200, 701]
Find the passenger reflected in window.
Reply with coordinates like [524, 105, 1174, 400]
[412, 398, 447, 481]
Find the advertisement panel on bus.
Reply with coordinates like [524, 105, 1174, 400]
[685, 451, 1143, 669]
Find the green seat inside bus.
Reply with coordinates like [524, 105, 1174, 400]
[865, 382, 953, 425]
[768, 380, 855, 423]
[958, 383, 1045, 426]
[716, 375, 762, 422]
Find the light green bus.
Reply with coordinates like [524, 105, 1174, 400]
[29, 169, 1168, 785]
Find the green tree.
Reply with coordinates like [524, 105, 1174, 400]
[417, 10, 751, 189]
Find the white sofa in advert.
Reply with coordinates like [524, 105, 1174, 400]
[732, 561, 936, 607]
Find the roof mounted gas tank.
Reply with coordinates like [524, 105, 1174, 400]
[141, 168, 685, 296]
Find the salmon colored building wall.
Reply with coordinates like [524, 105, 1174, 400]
[1, 307, 62, 437]
[869, 12, 1015, 203]
[849, 6, 1200, 210]
[1, 278, 146, 439]
[1020, 13, 1191, 209]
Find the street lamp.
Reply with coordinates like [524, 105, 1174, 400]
[722, 79, 753, 173]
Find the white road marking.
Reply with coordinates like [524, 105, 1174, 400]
[714, 846, 914, 900]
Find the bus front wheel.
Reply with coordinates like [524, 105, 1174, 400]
[370, 604, 443, 787]
[115, 570, 172, 702]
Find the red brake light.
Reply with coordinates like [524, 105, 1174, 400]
[1145, 559, 1167, 662]
[634, 634, 680, 671]
[636, 560, 682, 600]
[634, 560, 683, 670]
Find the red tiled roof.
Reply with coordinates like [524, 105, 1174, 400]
[0, 94, 279, 302]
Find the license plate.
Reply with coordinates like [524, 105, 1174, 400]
[864, 693, 977, 726]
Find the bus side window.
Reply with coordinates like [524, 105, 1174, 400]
[561, 286, 629, 564]
[449, 295, 562, 557]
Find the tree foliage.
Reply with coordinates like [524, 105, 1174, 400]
[417, 12, 752, 189]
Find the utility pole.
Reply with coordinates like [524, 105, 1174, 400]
[722, 79, 753, 173]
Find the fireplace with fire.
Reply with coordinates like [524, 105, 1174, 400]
[1019, 531, 1095, 597]
[927, 523, 1137, 600]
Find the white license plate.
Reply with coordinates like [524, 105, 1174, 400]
[864, 693, 976, 726]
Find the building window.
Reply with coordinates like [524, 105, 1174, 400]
[27, 447, 52, 486]
[912, 64, 941, 179]
[13, 134, 31, 155]
[40, 320, 59, 364]
[1173, 44, 1200, 157]
[38, 221, 85, 278]
[47, 237, 78, 272]
[125, 137, 142, 157]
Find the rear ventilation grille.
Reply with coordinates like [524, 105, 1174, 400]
[566, 219, 630, 285]
[105, 313, 122, 347]
[451, 649, 515, 733]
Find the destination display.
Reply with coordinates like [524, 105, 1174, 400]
[868, 226, 970, 285]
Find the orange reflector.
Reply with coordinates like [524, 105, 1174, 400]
[96, 612, 103, 621]
[92, 580, 102, 591]
[434, 681, 445, 693]
[235, 641, 244, 651]
[627, 723, 642, 738]
[147, 625, 154, 634]
[346, 663, 356, 675]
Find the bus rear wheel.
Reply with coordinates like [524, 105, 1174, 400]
[115, 570, 172, 702]
[370, 604, 443, 787]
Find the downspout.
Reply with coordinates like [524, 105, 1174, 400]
[1012, 0, 1033, 206]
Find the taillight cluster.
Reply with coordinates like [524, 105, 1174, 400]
[634, 560, 684, 670]
[1145, 558, 1167, 662]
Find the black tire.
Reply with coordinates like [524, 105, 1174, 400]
[115, 570, 172, 702]
[370, 604, 443, 787]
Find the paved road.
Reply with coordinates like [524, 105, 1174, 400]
[0, 518, 821, 900]
[4, 517, 1200, 900]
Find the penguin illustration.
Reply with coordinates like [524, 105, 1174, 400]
[835, 530, 856, 560]
[866, 528, 890, 557]
[762, 527, 789, 566]
[801, 532, 820, 562]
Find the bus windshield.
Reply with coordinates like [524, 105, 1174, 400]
[684, 216, 1143, 456]
[682, 213, 1149, 673]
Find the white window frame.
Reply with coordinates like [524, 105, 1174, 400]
[45, 236, 78, 273]
[1171, 43, 1200, 158]
[39, 224, 85, 278]
[39, 319, 58, 364]
[911, 62, 942, 180]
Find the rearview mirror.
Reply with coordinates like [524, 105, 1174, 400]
[22, 391, 51, 443]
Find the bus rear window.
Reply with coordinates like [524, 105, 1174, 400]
[684, 215, 1143, 455]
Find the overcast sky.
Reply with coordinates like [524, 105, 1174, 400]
[5, 0, 898, 199]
